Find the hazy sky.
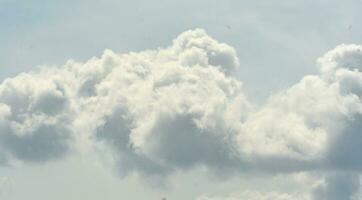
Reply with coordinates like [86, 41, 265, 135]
[1, 1, 362, 200]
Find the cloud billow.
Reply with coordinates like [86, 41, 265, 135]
[1, 29, 362, 199]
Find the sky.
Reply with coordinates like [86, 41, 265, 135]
[1, 0, 362, 200]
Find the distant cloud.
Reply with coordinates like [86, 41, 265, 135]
[312, 172, 360, 200]
[1, 29, 362, 198]
[197, 190, 309, 200]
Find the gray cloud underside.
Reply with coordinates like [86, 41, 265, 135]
[1, 29, 362, 199]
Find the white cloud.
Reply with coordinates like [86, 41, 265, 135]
[317, 44, 362, 75]
[0, 70, 74, 163]
[1, 29, 362, 198]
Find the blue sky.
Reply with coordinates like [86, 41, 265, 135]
[2, 0, 361, 99]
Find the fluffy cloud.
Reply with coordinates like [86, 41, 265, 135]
[0, 71, 74, 163]
[84, 31, 248, 178]
[317, 44, 362, 75]
[1, 29, 362, 198]
[235, 43, 362, 172]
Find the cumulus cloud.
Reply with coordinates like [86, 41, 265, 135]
[2, 29, 362, 198]
[0, 71, 74, 163]
[236, 43, 362, 171]
[74, 29, 248, 177]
